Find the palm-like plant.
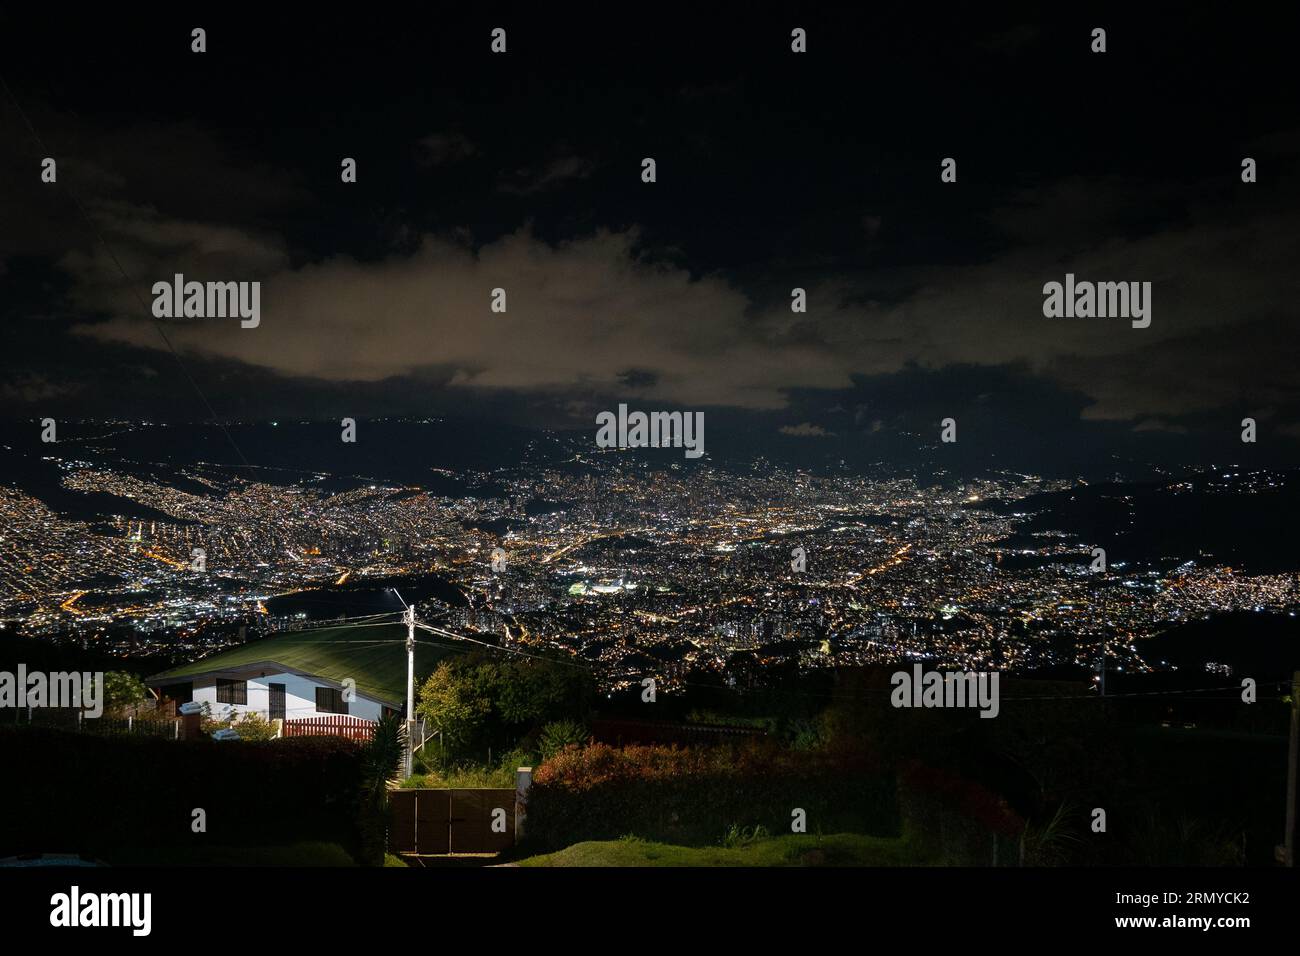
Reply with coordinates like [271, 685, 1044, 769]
[362, 714, 407, 800]
[1020, 800, 1083, 866]
[538, 718, 589, 762]
[358, 715, 407, 865]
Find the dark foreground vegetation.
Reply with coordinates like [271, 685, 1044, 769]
[1, 637, 1293, 866]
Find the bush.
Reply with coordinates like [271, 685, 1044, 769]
[525, 742, 896, 850]
[1125, 809, 1246, 867]
[897, 761, 1026, 866]
[230, 712, 277, 741]
[538, 719, 588, 761]
[197, 707, 277, 741]
[404, 743, 532, 789]
[0, 726, 369, 860]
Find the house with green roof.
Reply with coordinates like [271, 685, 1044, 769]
[146, 618, 452, 724]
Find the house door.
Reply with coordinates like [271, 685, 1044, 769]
[268, 683, 286, 721]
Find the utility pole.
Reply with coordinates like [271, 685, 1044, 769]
[393, 588, 416, 780]
[404, 603, 416, 779]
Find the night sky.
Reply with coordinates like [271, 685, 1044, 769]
[2, 7, 1298, 474]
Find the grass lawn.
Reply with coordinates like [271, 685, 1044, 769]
[517, 832, 928, 867]
[404, 766, 518, 788]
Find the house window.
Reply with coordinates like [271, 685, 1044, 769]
[216, 678, 247, 705]
[315, 687, 348, 715]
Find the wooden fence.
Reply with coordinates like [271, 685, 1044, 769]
[282, 714, 377, 743]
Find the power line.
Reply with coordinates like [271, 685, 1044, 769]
[217, 639, 405, 646]
[644, 675, 1293, 705]
[260, 611, 403, 626]
[260, 594, 413, 610]
[413, 623, 593, 671]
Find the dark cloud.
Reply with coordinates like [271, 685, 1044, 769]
[0, 373, 80, 403]
[417, 133, 478, 167]
[0, 6, 1295, 472]
[498, 154, 596, 195]
[32, 167, 1300, 428]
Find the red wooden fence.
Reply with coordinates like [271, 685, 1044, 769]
[282, 715, 377, 743]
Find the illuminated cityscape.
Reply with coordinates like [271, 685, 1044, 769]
[4, 422, 1297, 695]
[1, 5, 1297, 916]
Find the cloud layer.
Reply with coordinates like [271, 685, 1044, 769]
[66, 172, 1300, 428]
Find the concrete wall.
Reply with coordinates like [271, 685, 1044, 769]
[189, 671, 385, 723]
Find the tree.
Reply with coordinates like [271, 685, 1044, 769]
[102, 671, 148, 713]
[416, 661, 492, 750]
[416, 653, 595, 762]
[497, 657, 593, 727]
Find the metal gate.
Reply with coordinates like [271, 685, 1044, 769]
[388, 788, 515, 855]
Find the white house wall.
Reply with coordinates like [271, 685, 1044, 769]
[189, 671, 386, 723]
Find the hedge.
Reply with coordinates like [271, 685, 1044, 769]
[0, 726, 368, 860]
[524, 742, 898, 850]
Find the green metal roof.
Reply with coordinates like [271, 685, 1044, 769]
[147, 619, 456, 706]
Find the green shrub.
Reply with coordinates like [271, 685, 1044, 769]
[405, 737, 534, 788]
[416, 653, 593, 761]
[525, 742, 896, 850]
[403, 764, 516, 788]
[231, 711, 277, 741]
[102, 671, 149, 713]
[538, 719, 588, 761]
[197, 708, 277, 741]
